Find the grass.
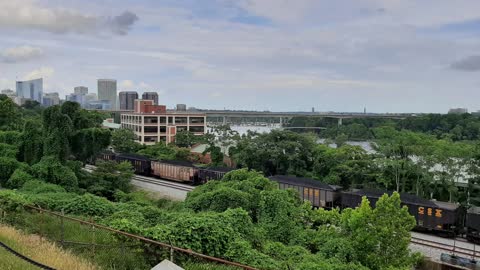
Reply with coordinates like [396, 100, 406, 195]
[0, 224, 97, 270]
[4, 211, 150, 270]
[0, 247, 38, 270]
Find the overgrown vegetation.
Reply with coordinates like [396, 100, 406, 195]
[0, 171, 420, 270]
[0, 224, 97, 270]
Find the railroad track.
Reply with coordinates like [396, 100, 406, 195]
[411, 236, 480, 260]
[84, 165, 195, 192]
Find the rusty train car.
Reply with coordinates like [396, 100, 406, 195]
[96, 152, 232, 184]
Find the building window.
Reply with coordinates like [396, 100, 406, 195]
[160, 136, 167, 142]
[144, 117, 158, 124]
[190, 117, 205, 124]
[177, 126, 188, 132]
[144, 126, 158, 133]
[144, 136, 158, 142]
[160, 117, 166, 124]
[175, 117, 188, 124]
[189, 126, 204, 133]
[160, 126, 166, 133]
[168, 117, 173, 124]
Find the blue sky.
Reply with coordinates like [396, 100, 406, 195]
[1, 0, 480, 113]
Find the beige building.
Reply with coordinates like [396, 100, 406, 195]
[120, 100, 206, 145]
[97, 79, 117, 110]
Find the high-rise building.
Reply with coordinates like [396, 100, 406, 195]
[43, 92, 60, 107]
[66, 93, 86, 106]
[74, 86, 88, 95]
[85, 93, 97, 103]
[119, 91, 138, 111]
[142, 92, 158, 105]
[448, 108, 468, 114]
[16, 78, 43, 103]
[97, 79, 117, 110]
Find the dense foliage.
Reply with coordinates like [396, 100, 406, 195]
[1, 170, 420, 270]
[288, 113, 480, 141]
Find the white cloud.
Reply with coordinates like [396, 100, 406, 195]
[0, 0, 138, 35]
[0, 78, 12, 90]
[23, 66, 54, 81]
[119, 79, 134, 89]
[119, 80, 152, 91]
[1, 45, 43, 63]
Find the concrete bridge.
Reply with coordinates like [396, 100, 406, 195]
[101, 109, 414, 127]
[202, 110, 413, 126]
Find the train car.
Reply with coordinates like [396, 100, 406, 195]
[466, 207, 480, 243]
[151, 160, 198, 183]
[197, 167, 234, 184]
[116, 153, 152, 176]
[341, 190, 463, 236]
[269, 175, 341, 209]
[96, 151, 116, 163]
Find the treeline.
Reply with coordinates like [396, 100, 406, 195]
[230, 128, 480, 206]
[288, 113, 480, 141]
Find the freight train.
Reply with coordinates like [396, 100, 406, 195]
[269, 175, 479, 243]
[96, 152, 480, 243]
[97, 152, 233, 185]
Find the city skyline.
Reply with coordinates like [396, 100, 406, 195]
[2, 1, 480, 113]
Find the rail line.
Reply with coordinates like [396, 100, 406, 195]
[411, 236, 479, 260]
[84, 165, 195, 192]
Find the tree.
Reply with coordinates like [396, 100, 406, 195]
[0, 157, 26, 187]
[0, 97, 21, 130]
[18, 120, 43, 165]
[341, 193, 418, 270]
[111, 128, 141, 153]
[30, 156, 78, 190]
[335, 133, 348, 148]
[22, 100, 41, 110]
[42, 106, 73, 162]
[71, 128, 111, 163]
[175, 130, 201, 148]
[205, 125, 239, 155]
[204, 145, 224, 165]
[85, 160, 134, 199]
[232, 130, 316, 176]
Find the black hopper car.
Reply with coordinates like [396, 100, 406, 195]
[341, 189, 464, 237]
[269, 175, 341, 209]
[270, 175, 479, 242]
[96, 152, 233, 184]
[467, 207, 480, 243]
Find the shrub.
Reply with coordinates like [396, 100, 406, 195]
[0, 157, 26, 187]
[63, 194, 115, 217]
[7, 169, 37, 189]
[0, 190, 28, 211]
[26, 192, 77, 211]
[20, 180, 66, 194]
[30, 156, 78, 190]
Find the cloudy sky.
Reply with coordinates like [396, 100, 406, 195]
[1, 0, 480, 113]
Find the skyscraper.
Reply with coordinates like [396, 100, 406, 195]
[16, 78, 43, 103]
[142, 92, 158, 105]
[74, 86, 88, 95]
[119, 91, 138, 111]
[97, 79, 117, 110]
[43, 92, 60, 107]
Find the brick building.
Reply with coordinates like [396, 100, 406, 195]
[120, 100, 206, 145]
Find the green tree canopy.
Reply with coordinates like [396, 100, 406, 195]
[111, 128, 141, 153]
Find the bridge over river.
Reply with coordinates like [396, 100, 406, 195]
[202, 110, 414, 126]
